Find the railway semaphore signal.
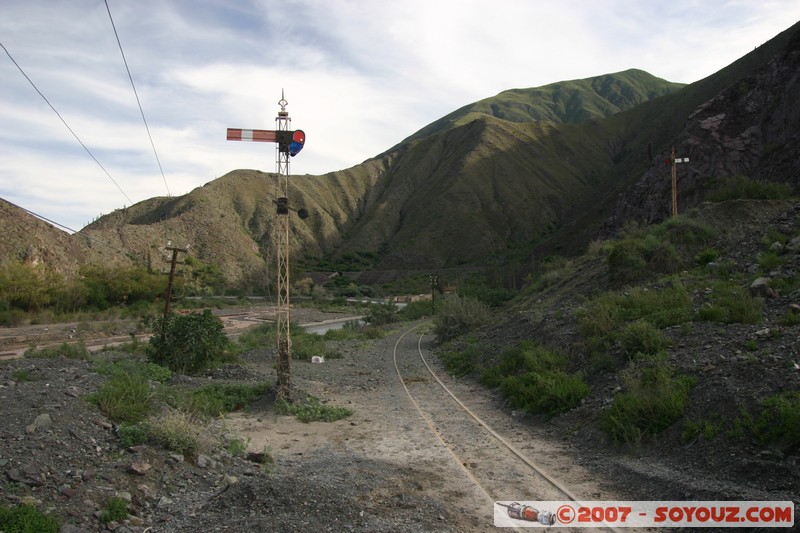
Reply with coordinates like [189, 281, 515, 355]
[226, 91, 305, 400]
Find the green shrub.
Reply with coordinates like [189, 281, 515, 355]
[94, 359, 173, 383]
[782, 309, 800, 326]
[479, 341, 588, 417]
[147, 310, 236, 375]
[481, 341, 564, 379]
[762, 229, 788, 247]
[607, 239, 648, 282]
[696, 305, 728, 322]
[770, 274, 800, 296]
[79, 264, 165, 311]
[623, 285, 694, 327]
[322, 323, 362, 340]
[178, 382, 269, 417]
[236, 322, 272, 350]
[652, 216, 715, 248]
[498, 371, 590, 418]
[440, 344, 485, 376]
[364, 301, 399, 326]
[619, 321, 671, 359]
[606, 216, 715, 284]
[433, 295, 491, 342]
[0, 309, 27, 327]
[707, 175, 793, 201]
[291, 330, 326, 360]
[681, 418, 722, 443]
[99, 497, 129, 524]
[117, 423, 149, 447]
[577, 284, 691, 359]
[145, 409, 211, 460]
[694, 248, 720, 265]
[758, 251, 785, 272]
[750, 391, 800, 452]
[399, 300, 438, 320]
[696, 282, 763, 324]
[602, 362, 695, 445]
[11, 370, 34, 382]
[459, 283, 515, 307]
[24, 342, 90, 360]
[227, 437, 249, 457]
[89, 373, 156, 424]
[280, 396, 353, 423]
[0, 504, 60, 533]
[361, 326, 385, 339]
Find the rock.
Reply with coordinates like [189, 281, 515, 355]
[749, 277, 776, 298]
[759, 449, 784, 459]
[769, 241, 784, 253]
[127, 462, 151, 476]
[786, 236, 800, 251]
[245, 451, 269, 464]
[64, 386, 82, 398]
[223, 475, 238, 489]
[136, 484, 152, 498]
[157, 496, 173, 509]
[26, 413, 52, 433]
[7, 463, 45, 486]
[196, 454, 214, 468]
[60, 486, 79, 498]
[60, 524, 91, 533]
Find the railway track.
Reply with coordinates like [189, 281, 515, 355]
[392, 323, 624, 531]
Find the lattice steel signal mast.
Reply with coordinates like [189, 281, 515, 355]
[226, 92, 305, 400]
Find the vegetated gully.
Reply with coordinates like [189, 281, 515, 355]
[234, 322, 635, 531]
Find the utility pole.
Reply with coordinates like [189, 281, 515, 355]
[226, 92, 305, 400]
[430, 274, 438, 315]
[162, 244, 187, 325]
[669, 146, 690, 217]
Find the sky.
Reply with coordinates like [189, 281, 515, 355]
[1, 1, 799, 233]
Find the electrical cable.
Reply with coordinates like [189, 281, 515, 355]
[104, 0, 171, 197]
[0, 42, 134, 206]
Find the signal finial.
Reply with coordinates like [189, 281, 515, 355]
[278, 89, 288, 112]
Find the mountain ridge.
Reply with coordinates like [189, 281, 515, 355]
[3, 21, 800, 286]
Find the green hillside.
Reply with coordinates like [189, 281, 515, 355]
[5, 21, 798, 289]
[396, 69, 684, 145]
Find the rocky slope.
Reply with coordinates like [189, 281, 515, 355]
[604, 22, 800, 231]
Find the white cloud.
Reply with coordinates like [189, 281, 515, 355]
[1, 0, 799, 231]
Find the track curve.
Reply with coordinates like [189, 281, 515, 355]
[393, 323, 623, 531]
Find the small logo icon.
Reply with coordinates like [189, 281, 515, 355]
[556, 504, 576, 524]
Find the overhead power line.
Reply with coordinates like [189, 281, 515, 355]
[0, 198, 150, 269]
[0, 42, 134, 205]
[0, 198, 81, 235]
[105, 0, 171, 197]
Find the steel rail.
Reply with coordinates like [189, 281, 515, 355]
[392, 322, 623, 533]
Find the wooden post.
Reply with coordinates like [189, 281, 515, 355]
[669, 146, 689, 218]
[671, 146, 678, 217]
[162, 245, 187, 331]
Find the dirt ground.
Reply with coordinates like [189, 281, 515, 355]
[0, 313, 648, 532]
[0, 294, 798, 531]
